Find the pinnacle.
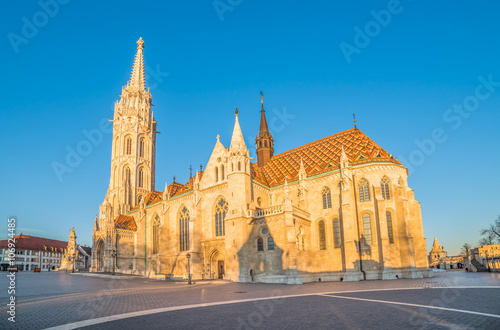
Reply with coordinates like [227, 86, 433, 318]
[127, 38, 146, 91]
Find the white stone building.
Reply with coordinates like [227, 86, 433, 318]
[91, 38, 432, 283]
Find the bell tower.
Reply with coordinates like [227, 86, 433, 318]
[103, 37, 157, 219]
[255, 91, 274, 167]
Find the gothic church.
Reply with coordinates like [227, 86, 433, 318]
[91, 38, 432, 283]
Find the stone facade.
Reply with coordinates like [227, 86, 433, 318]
[91, 39, 432, 283]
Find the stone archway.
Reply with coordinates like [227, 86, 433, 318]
[209, 249, 225, 280]
[95, 239, 104, 272]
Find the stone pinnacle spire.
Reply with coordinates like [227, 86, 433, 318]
[230, 107, 247, 151]
[128, 37, 146, 91]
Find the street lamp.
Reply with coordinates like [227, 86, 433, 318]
[186, 253, 192, 285]
[111, 249, 117, 276]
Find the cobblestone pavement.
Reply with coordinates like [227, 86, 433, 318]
[0, 271, 498, 329]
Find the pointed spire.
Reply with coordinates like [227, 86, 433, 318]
[128, 37, 146, 91]
[258, 91, 270, 137]
[432, 237, 440, 249]
[299, 158, 307, 180]
[230, 107, 247, 151]
[340, 145, 350, 169]
[163, 181, 170, 200]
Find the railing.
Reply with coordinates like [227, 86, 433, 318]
[247, 205, 283, 218]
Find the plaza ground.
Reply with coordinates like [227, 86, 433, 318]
[0, 270, 499, 329]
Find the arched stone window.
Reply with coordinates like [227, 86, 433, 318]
[264, 140, 268, 147]
[139, 138, 145, 158]
[114, 137, 119, 157]
[123, 166, 130, 186]
[152, 214, 160, 254]
[257, 238, 264, 251]
[215, 167, 219, 182]
[221, 165, 225, 180]
[381, 177, 390, 200]
[267, 236, 275, 250]
[362, 213, 372, 246]
[125, 136, 132, 155]
[138, 167, 144, 188]
[359, 179, 370, 202]
[321, 187, 332, 209]
[238, 162, 241, 171]
[318, 220, 326, 250]
[386, 211, 394, 244]
[333, 218, 341, 248]
[215, 197, 228, 237]
[179, 207, 190, 252]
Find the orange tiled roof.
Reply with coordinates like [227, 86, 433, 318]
[129, 171, 205, 211]
[0, 234, 67, 252]
[131, 190, 162, 211]
[253, 128, 401, 187]
[114, 215, 137, 231]
[169, 171, 204, 197]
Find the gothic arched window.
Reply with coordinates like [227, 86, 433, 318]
[359, 179, 370, 202]
[238, 162, 241, 171]
[322, 187, 332, 209]
[257, 238, 264, 251]
[381, 177, 390, 200]
[215, 167, 219, 182]
[267, 236, 275, 250]
[363, 213, 372, 246]
[333, 218, 341, 248]
[318, 220, 326, 250]
[386, 211, 394, 244]
[139, 138, 145, 158]
[152, 215, 160, 254]
[264, 140, 268, 147]
[138, 168, 144, 188]
[179, 207, 190, 252]
[221, 165, 225, 180]
[215, 197, 228, 237]
[125, 136, 132, 155]
[114, 137, 119, 157]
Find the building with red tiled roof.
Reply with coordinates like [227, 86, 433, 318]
[0, 233, 91, 271]
[92, 39, 432, 283]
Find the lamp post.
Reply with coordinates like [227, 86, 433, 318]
[186, 253, 192, 285]
[71, 255, 75, 274]
[111, 249, 117, 275]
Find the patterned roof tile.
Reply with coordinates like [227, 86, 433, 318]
[114, 215, 137, 231]
[252, 128, 401, 187]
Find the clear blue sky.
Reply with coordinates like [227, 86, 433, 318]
[1, 1, 499, 255]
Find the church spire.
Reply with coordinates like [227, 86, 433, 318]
[230, 107, 247, 152]
[127, 37, 146, 91]
[256, 91, 274, 167]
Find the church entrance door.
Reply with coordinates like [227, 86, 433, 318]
[218, 260, 224, 279]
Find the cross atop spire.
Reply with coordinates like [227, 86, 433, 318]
[128, 37, 146, 91]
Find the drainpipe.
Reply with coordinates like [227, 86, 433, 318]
[352, 174, 366, 280]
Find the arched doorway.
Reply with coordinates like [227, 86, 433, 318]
[209, 249, 225, 280]
[95, 239, 104, 271]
